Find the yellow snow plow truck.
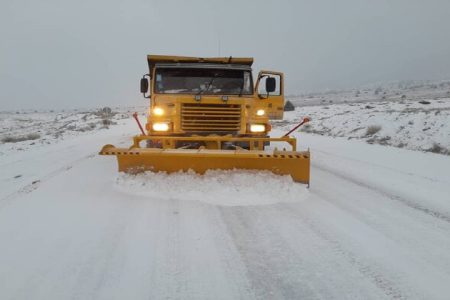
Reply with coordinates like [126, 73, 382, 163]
[100, 55, 310, 184]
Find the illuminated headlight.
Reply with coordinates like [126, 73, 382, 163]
[256, 109, 265, 116]
[152, 122, 169, 131]
[250, 124, 266, 133]
[153, 107, 164, 116]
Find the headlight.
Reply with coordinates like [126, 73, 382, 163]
[256, 109, 265, 116]
[152, 122, 169, 131]
[153, 107, 164, 116]
[250, 124, 266, 133]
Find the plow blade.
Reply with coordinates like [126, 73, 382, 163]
[100, 144, 310, 184]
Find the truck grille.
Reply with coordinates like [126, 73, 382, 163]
[181, 103, 241, 132]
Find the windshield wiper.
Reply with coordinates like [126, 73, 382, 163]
[197, 73, 217, 95]
[238, 80, 245, 97]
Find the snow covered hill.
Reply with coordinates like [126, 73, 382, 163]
[275, 98, 450, 155]
[281, 81, 450, 155]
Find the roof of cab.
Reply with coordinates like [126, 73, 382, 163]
[147, 55, 253, 73]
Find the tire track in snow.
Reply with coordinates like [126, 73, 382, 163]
[70, 202, 135, 300]
[278, 204, 408, 300]
[311, 167, 450, 275]
[314, 149, 450, 185]
[0, 134, 132, 208]
[0, 154, 96, 208]
[219, 205, 398, 299]
[162, 199, 187, 298]
[307, 226, 406, 300]
[205, 207, 257, 299]
[312, 162, 450, 224]
[0, 131, 133, 206]
[219, 207, 321, 299]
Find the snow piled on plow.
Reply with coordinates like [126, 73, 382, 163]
[114, 170, 309, 206]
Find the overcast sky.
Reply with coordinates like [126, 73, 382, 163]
[1, 0, 450, 110]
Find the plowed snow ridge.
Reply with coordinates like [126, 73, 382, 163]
[115, 170, 309, 206]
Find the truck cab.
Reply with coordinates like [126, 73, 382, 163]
[140, 55, 285, 139]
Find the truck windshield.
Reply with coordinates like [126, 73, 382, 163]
[154, 68, 253, 95]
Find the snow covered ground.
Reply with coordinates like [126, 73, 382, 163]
[1, 105, 450, 299]
[287, 79, 450, 107]
[281, 82, 450, 154]
[0, 106, 144, 156]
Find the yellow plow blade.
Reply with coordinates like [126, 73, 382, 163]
[100, 145, 310, 184]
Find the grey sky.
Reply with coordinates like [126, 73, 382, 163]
[1, 0, 450, 110]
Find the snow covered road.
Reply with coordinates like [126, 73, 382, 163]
[1, 123, 450, 299]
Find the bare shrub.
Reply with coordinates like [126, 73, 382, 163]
[300, 124, 312, 133]
[428, 143, 448, 155]
[76, 123, 98, 132]
[349, 126, 364, 133]
[95, 107, 115, 118]
[378, 136, 391, 145]
[366, 135, 391, 146]
[374, 87, 382, 95]
[94, 107, 117, 128]
[102, 119, 116, 126]
[365, 125, 381, 136]
[2, 133, 41, 143]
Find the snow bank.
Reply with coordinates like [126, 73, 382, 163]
[114, 170, 309, 206]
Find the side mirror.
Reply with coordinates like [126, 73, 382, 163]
[265, 77, 276, 93]
[140, 77, 149, 94]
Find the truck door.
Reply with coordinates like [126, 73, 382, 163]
[255, 71, 284, 120]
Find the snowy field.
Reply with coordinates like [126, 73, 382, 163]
[282, 80, 450, 155]
[277, 98, 450, 155]
[0, 106, 143, 156]
[287, 79, 450, 107]
[1, 86, 450, 299]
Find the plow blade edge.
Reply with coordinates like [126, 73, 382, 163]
[100, 144, 310, 184]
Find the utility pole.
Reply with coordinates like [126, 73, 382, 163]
[218, 37, 221, 56]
